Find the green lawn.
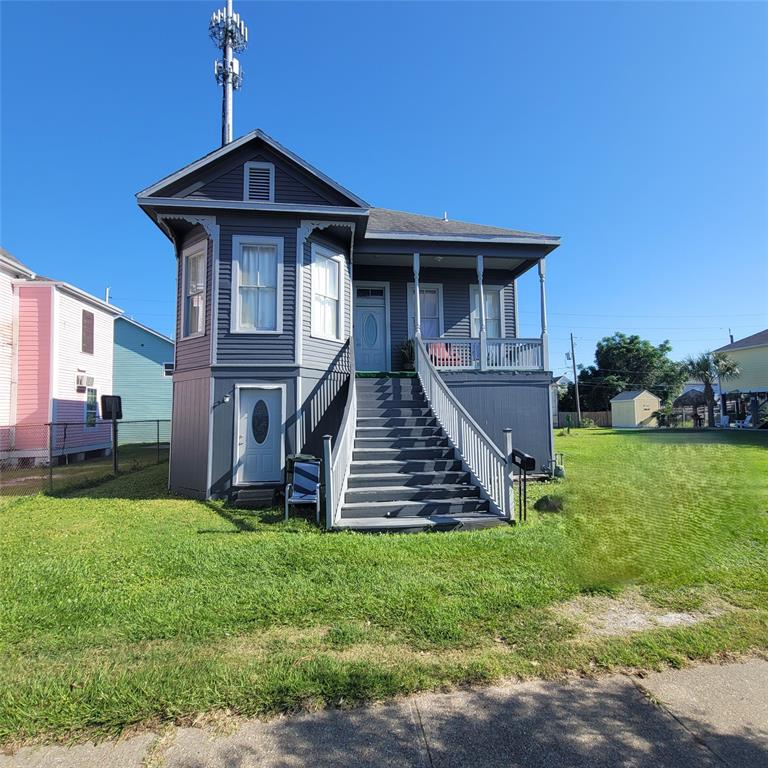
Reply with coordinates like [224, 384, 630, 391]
[1, 429, 766, 744]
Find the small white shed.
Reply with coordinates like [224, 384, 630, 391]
[610, 390, 661, 428]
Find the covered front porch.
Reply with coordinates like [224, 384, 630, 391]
[352, 248, 551, 374]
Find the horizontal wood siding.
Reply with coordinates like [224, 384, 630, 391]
[169, 372, 210, 498]
[216, 215, 297, 365]
[353, 265, 517, 370]
[0, 266, 22, 425]
[113, 318, 174, 421]
[15, 285, 52, 427]
[301, 232, 351, 371]
[175, 227, 212, 373]
[182, 145, 352, 206]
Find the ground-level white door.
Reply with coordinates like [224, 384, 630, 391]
[235, 386, 283, 484]
[354, 284, 389, 371]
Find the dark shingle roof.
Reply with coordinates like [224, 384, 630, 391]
[610, 390, 657, 402]
[714, 329, 768, 353]
[366, 208, 559, 243]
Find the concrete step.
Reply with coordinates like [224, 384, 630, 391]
[340, 497, 491, 519]
[354, 436, 449, 449]
[353, 446, 455, 462]
[345, 484, 480, 504]
[347, 471, 471, 488]
[350, 459, 464, 474]
[335, 513, 506, 532]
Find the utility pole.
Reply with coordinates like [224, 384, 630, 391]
[570, 333, 582, 427]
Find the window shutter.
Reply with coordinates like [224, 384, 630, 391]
[245, 164, 273, 201]
[82, 310, 94, 353]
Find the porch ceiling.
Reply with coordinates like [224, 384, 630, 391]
[353, 251, 528, 273]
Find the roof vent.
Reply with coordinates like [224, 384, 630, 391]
[244, 162, 274, 202]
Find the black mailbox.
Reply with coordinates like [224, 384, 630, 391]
[511, 449, 536, 473]
[101, 395, 123, 421]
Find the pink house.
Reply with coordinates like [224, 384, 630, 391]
[1, 250, 122, 462]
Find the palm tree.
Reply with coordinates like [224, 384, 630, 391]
[684, 352, 740, 427]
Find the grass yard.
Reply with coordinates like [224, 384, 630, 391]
[0, 429, 766, 744]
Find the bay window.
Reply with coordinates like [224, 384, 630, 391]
[183, 248, 206, 337]
[311, 244, 343, 340]
[232, 236, 284, 333]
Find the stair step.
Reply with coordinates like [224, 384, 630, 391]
[358, 408, 432, 418]
[354, 436, 448, 448]
[358, 399, 426, 408]
[355, 426, 441, 437]
[353, 447, 455, 461]
[347, 471, 470, 487]
[341, 498, 490, 519]
[356, 416, 437, 427]
[345, 484, 480, 504]
[335, 513, 506, 533]
[350, 459, 464, 474]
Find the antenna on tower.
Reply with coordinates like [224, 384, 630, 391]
[209, 0, 248, 146]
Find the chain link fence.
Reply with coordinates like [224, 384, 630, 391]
[0, 419, 170, 502]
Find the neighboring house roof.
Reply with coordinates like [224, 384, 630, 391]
[610, 390, 660, 402]
[137, 128, 370, 208]
[30, 277, 123, 315]
[714, 329, 768, 353]
[366, 208, 560, 245]
[0, 247, 35, 277]
[116, 315, 174, 345]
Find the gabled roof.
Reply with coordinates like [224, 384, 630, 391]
[0, 248, 35, 277]
[30, 277, 123, 315]
[137, 129, 370, 208]
[714, 329, 768, 353]
[610, 390, 659, 402]
[116, 315, 174, 345]
[366, 208, 560, 245]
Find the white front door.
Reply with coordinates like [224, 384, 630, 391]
[354, 286, 388, 371]
[236, 387, 283, 484]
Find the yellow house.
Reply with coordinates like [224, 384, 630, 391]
[715, 329, 768, 427]
[610, 390, 661, 428]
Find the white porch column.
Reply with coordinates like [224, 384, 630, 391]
[413, 252, 421, 339]
[477, 254, 487, 370]
[538, 257, 549, 370]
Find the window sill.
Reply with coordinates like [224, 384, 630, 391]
[310, 331, 344, 344]
[229, 328, 283, 335]
[181, 332, 206, 340]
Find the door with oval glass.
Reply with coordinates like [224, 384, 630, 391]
[236, 386, 283, 484]
[353, 285, 388, 371]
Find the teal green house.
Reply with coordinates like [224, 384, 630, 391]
[113, 317, 174, 440]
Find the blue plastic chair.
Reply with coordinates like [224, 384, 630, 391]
[284, 460, 322, 523]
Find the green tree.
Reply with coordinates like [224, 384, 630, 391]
[684, 351, 740, 427]
[578, 333, 686, 411]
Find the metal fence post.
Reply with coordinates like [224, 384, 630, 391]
[48, 423, 54, 493]
[503, 428, 513, 522]
[112, 419, 118, 475]
[156, 420, 161, 464]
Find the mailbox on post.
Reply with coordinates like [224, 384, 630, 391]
[510, 448, 535, 522]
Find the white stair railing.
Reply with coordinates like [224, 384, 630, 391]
[415, 336, 513, 519]
[323, 346, 357, 529]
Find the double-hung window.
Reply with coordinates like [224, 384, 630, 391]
[311, 245, 343, 340]
[470, 286, 503, 338]
[183, 248, 206, 337]
[232, 236, 283, 333]
[85, 387, 98, 428]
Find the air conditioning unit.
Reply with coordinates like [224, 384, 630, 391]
[75, 373, 94, 392]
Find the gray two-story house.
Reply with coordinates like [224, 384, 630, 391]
[138, 129, 559, 531]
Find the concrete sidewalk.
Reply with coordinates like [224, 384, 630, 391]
[3, 658, 766, 768]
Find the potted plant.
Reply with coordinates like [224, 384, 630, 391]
[400, 339, 415, 371]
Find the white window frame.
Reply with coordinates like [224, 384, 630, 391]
[406, 282, 445, 339]
[310, 242, 345, 342]
[243, 161, 275, 202]
[181, 243, 207, 339]
[162, 362, 174, 378]
[84, 387, 98, 430]
[469, 285, 506, 339]
[230, 235, 284, 335]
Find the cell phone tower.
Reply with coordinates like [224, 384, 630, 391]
[209, 0, 248, 146]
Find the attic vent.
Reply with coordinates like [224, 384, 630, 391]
[244, 162, 274, 202]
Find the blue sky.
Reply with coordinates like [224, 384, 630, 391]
[2, 1, 766, 378]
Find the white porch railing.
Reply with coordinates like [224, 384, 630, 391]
[424, 338, 543, 372]
[323, 357, 357, 529]
[415, 336, 513, 519]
